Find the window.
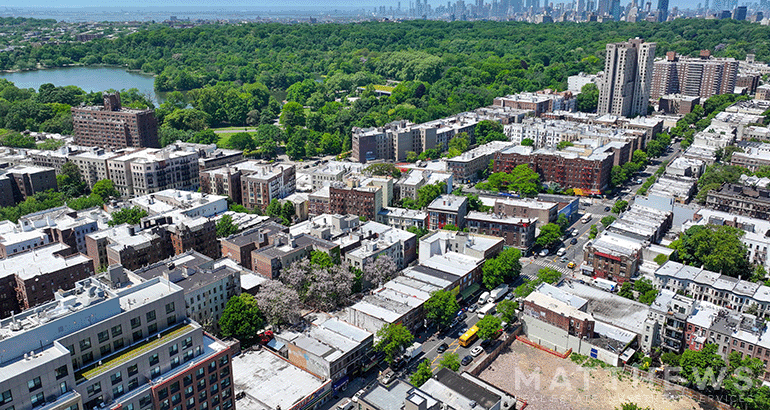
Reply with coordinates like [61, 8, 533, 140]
[56, 365, 69, 379]
[196, 368, 205, 379]
[79, 337, 92, 351]
[185, 386, 194, 397]
[113, 339, 125, 351]
[158, 388, 169, 400]
[146, 310, 156, 322]
[170, 382, 180, 394]
[87, 382, 101, 396]
[98, 330, 109, 344]
[221, 377, 230, 388]
[149, 354, 159, 366]
[148, 323, 158, 335]
[219, 355, 229, 366]
[140, 395, 152, 409]
[128, 378, 138, 391]
[111, 325, 122, 337]
[183, 337, 192, 349]
[197, 379, 206, 391]
[100, 345, 111, 356]
[2, 389, 12, 404]
[169, 344, 179, 356]
[28, 377, 42, 392]
[186, 398, 194, 407]
[171, 394, 181, 405]
[209, 361, 217, 372]
[30, 393, 44, 408]
[166, 302, 175, 314]
[151, 366, 161, 378]
[112, 385, 124, 398]
[183, 375, 193, 387]
[184, 350, 194, 362]
[167, 316, 177, 326]
[219, 368, 229, 378]
[209, 374, 217, 384]
[111, 371, 122, 385]
[128, 364, 139, 376]
[199, 391, 207, 401]
[171, 357, 180, 368]
[126, 404, 134, 410]
[133, 330, 143, 342]
[131, 317, 141, 329]
[210, 384, 219, 395]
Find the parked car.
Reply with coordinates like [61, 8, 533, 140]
[461, 355, 474, 366]
[572, 230, 579, 237]
[539, 249, 549, 257]
[570, 238, 578, 245]
[468, 304, 477, 313]
[437, 343, 449, 353]
[470, 346, 484, 357]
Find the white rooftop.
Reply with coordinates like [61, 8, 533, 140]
[0, 243, 91, 280]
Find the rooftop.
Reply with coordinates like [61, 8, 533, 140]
[233, 348, 328, 410]
[427, 195, 468, 212]
[421, 368, 501, 410]
[556, 282, 649, 336]
[133, 251, 241, 294]
[0, 242, 91, 280]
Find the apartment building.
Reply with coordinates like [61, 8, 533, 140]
[465, 212, 537, 249]
[0, 164, 57, 206]
[71, 92, 160, 149]
[15, 206, 101, 255]
[705, 183, 770, 221]
[606, 204, 672, 243]
[0, 242, 95, 311]
[86, 225, 171, 272]
[0, 270, 235, 410]
[329, 183, 382, 222]
[641, 289, 697, 353]
[426, 195, 468, 230]
[445, 141, 513, 183]
[659, 94, 700, 115]
[310, 161, 365, 190]
[731, 141, 770, 171]
[493, 90, 576, 116]
[651, 51, 739, 100]
[240, 163, 296, 211]
[418, 230, 504, 264]
[134, 251, 243, 333]
[130, 190, 227, 219]
[344, 221, 417, 272]
[376, 207, 429, 231]
[494, 145, 614, 192]
[394, 169, 452, 202]
[251, 232, 339, 280]
[106, 147, 200, 197]
[685, 208, 770, 270]
[582, 231, 645, 283]
[69, 148, 130, 189]
[598, 38, 656, 117]
[493, 196, 558, 223]
[220, 221, 288, 271]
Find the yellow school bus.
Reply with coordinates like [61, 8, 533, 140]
[459, 325, 479, 347]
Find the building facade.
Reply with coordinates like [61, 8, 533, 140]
[598, 38, 656, 117]
[72, 92, 160, 149]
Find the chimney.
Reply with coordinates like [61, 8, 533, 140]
[699, 50, 711, 59]
[666, 51, 677, 61]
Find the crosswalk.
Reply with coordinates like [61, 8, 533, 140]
[528, 258, 574, 276]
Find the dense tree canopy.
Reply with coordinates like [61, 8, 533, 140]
[670, 224, 750, 278]
[424, 290, 460, 329]
[218, 293, 265, 347]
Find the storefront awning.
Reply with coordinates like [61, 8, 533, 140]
[459, 283, 481, 301]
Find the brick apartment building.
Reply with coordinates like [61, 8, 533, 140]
[252, 233, 340, 280]
[166, 217, 220, 260]
[201, 162, 296, 211]
[0, 242, 95, 311]
[706, 183, 770, 221]
[220, 221, 289, 270]
[329, 184, 382, 221]
[651, 51, 739, 100]
[72, 92, 160, 149]
[522, 292, 595, 338]
[465, 212, 537, 249]
[494, 146, 614, 192]
[0, 164, 57, 207]
[493, 197, 558, 223]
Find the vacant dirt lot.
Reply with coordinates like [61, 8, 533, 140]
[479, 341, 705, 410]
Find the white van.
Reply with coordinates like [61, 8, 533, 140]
[478, 291, 491, 305]
[477, 303, 496, 319]
[556, 248, 567, 257]
[337, 398, 353, 410]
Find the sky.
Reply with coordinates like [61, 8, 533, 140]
[3, 0, 702, 11]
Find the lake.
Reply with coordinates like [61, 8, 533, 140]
[0, 66, 165, 105]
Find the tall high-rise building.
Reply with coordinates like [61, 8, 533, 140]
[657, 0, 669, 21]
[598, 38, 656, 117]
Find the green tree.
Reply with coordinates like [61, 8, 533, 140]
[439, 352, 461, 371]
[406, 226, 430, 238]
[91, 179, 119, 200]
[588, 224, 598, 239]
[476, 315, 502, 340]
[375, 323, 414, 366]
[556, 213, 569, 231]
[660, 352, 681, 366]
[670, 224, 750, 278]
[280, 101, 306, 128]
[216, 214, 239, 238]
[448, 132, 469, 153]
[576, 83, 599, 113]
[226, 132, 256, 151]
[424, 290, 460, 329]
[310, 250, 334, 268]
[481, 247, 522, 289]
[557, 140, 574, 150]
[266, 198, 282, 218]
[536, 223, 563, 248]
[281, 201, 295, 224]
[654, 253, 668, 265]
[496, 299, 518, 323]
[632, 149, 648, 166]
[57, 161, 87, 197]
[680, 343, 725, 391]
[410, 360, 433, 387]
[521, 138, 534, 146]
[615, 403, 650, 410]
[108, 207, 148, 227]
[611, 200, 628, 214]
[610, 165, 627, 187]
[474, 120, 504, 145]
[618, 282, 634, 300]
[218, 293, 265, 347]
[601, 215, 616, 227]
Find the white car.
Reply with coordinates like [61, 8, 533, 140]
[539, 249, 549, 257]
[470, 346, 484, 357]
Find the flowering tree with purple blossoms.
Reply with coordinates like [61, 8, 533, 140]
[256, 280, 301, 327]
[363, 254, 398, 288]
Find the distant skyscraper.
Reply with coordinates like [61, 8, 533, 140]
[733, 5, 747, 20]
[657, 0, 668, 21]
[598, 38, 656, 117]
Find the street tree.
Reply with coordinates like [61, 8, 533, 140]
[439, 352, 461, 371]
[219, 293, 265, 347]
[255, 280, 301, 327]
[481, 247, 522, 289]
[410, 360, 433, 387]
[363, 255, 398, 288]
[476, 315, 502, 340]
[618, 282, 634, 300]
[279, 101, 306, 128]
[536, 223, 563, 248]
[424, 290, 460, 329]
[375, 323, 414, 366]
[496, 299, 518, 323]
[108, 207, 148, 227]
[601, 215, 616, 227]
[611, 200, 629, 214]
[576, 83, 599, 113]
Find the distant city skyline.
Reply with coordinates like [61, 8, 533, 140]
[1, 0, 728, 12]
